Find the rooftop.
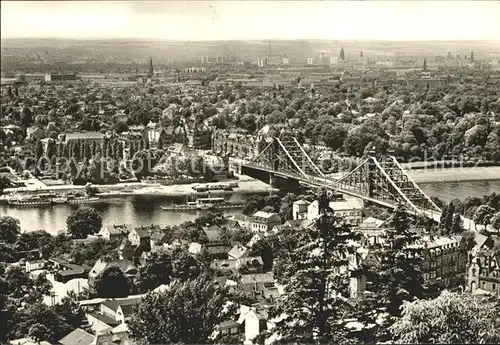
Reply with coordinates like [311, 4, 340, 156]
[253, 211, 280, 220]
[59, 328, 95, 345]
[65, 131, 104, 141]
[101, 297, 142, 312]
[240, 272, 275, 285]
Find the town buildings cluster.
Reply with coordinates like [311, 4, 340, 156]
[1, 42, 500, 345]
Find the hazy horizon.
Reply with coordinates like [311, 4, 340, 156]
[2, 1, 500, 42]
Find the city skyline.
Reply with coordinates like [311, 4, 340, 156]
[2, 1, 500, 42]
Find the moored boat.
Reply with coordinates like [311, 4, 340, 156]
[7, 195, 52, 207]
[192, 183, 238, 193]
[161, 197, 244, 211]
[67, 196, 100, 204]
[52, 196, 68, 204]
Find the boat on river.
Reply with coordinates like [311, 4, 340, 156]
[5, 193, 99, 207]
[192, 182, 238, 193]
[7, 195, 52, 207]
[161, 197, 244, 211]
[66, 196, 100, 204]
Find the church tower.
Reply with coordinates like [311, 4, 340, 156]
[148, 57, 154, 77]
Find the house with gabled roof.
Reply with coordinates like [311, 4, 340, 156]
[89, 259, 138, 282]
[59, 328, 94, 345]
[26, 126, 46, 141]
[100, 224, 132, 241]
[100, 297, 142, 323]
[128, 226, 151, 248]
[292, 199, 310, 220]
[202, 224, 222, 243]
[228, 243, 248, 260]
[206, 243, 232, 260]
[92, 331, 139, 345]
[232, 214, 252, 230]
[468, 238, 500, 297]
[251, 211, 281, 233]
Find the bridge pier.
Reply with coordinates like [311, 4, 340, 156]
[269, 173, 276, 187]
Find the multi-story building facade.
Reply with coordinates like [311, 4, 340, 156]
[307, 196, 364, 225]
[45, 73, 77, 82]
[211, 129, 268, 160]
[419, 235, 468, 293]
[257, 58, 268, 68]
[251, 211, 281, 233]
[468, 250, 500, 296]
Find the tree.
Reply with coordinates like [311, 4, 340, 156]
[135, 251, 172, 293]
[69, 238, 120, 267]
[3, 265, 32, 299]
[0, 216, 21, 243]
[20, 106, 33, 127]
[241, 195, 265, 216]
[33, 272, 53, 295]
[217, 226, 232, 246]
[170, 248, 202, 282]
[52, 296, 85, 330]
[355, 206, 425, 342]
[0, 176, 12, 195]
[129, 277, 234, 344]
[279, 192, 298, 221]
[35, 140, 44, 160]
[375, 206, 425, 315]
[491, 212, 500, 235]
[473, 205, 496, 230]
[66, 207, 102, 238]
[390, 291, 500, 344]
[28, 323, 50, 342]
[264, 194, 282, 213]
[241, 113, 257, 132]
[113, 121, 129, 134]
[440, 203, 455, 232]
[0, 277, 12, 342]
[451, 213, 464, 234]
[248, 238, 273, 271]
[92, 265, 129, 298]
[266, 192, 361, 343]
[12, 302, 71, 343]
[323, 125, 348, 151]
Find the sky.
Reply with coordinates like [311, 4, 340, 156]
[1, 1, 500, 41]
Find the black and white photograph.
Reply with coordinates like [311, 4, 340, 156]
[1, 1, 500, 344]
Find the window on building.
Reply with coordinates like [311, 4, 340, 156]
[493, 283, 496, 290]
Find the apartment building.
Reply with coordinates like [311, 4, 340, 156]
[419, 235, 468, 293]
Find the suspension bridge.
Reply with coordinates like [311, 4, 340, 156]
[241, 132, 480, 229]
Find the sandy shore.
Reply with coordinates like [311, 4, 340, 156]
[96, 177, 277, 197]
[406, 167, 500, 183]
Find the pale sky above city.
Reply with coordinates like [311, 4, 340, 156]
[1, 1, 500, 41]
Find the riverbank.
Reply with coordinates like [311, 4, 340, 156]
[402, 160, 500, 170]
[2, 166, 498, 200]
[407, 167, 500, 184]
[0, 174, 277, 200]
[96, 176, 277, 197]
[327, 166, 500, 184]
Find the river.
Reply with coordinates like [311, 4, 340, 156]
[1, 178, 499, 234]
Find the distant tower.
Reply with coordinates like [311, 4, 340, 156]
[470, 50, 474, 62]
[423, 57, 427, 71]
[148, 57, 154, 77]
[360, 50, 364, 58]
[269, 39, 272, 64]
[340, 47, 345, 61]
